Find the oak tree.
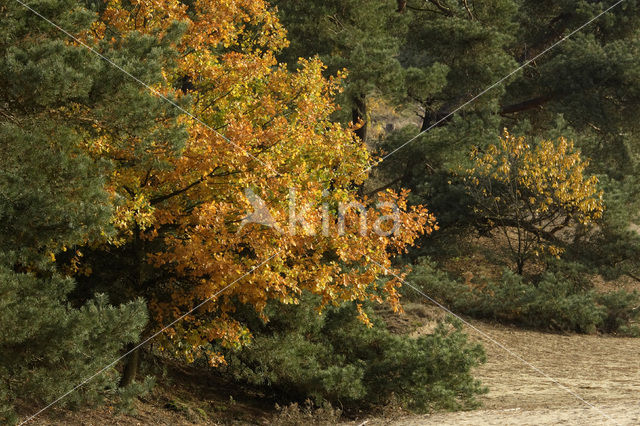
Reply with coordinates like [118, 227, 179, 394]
[463, 130, 604, 274]
[72, 0, 436, 382]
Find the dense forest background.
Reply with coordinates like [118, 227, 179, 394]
[2, 0, 640, 424]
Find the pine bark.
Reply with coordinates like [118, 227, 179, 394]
[120, 228, 145, 387]
[119, 344, 140, 387]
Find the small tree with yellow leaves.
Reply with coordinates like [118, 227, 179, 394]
[464, 130, 604, 274]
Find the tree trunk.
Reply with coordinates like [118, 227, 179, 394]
[421, 111, 432, 132]
[516, 257, 525, 275]
[352, 94, 368, 141]
[120, 226, 145, 387]
[421, 108, 452, 132]
[119, 344, 140, 387]
[500, 95, 551, 115]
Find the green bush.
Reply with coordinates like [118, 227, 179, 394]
[0, 267, 148, 424]
[511, 272, 604, 333]
[465, 270, 603, 333]
[596, 290, 640, 336]
[402, 258, 473, 312]
[220, 294, 486, 413]
[407, 257, 639, 335]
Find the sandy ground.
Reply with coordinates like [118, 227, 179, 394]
[386, 404, 640, 426]
[362, 319, 640, 425]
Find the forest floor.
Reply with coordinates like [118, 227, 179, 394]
[23, 305, 640, 425]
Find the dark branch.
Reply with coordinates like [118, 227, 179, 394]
[501, 95, 551, 115]
[149, 168, 237, 205]
[483, 216, 566, 245]
[427, 0, 454, 16]
[462, 0, 474, 20]
[365, 176, 403, 196]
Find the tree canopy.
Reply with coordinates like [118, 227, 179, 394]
[64, 0, 435, 369]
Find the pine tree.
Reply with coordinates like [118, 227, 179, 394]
[273, 0, 408, 141]
[0, 0, 184, 420]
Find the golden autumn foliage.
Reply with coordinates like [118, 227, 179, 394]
[72, 0, 436, 364]
[464, 130, 604, 274]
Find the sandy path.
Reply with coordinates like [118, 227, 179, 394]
[363, 320, 640, 425]
[389, 403, 640, 425]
